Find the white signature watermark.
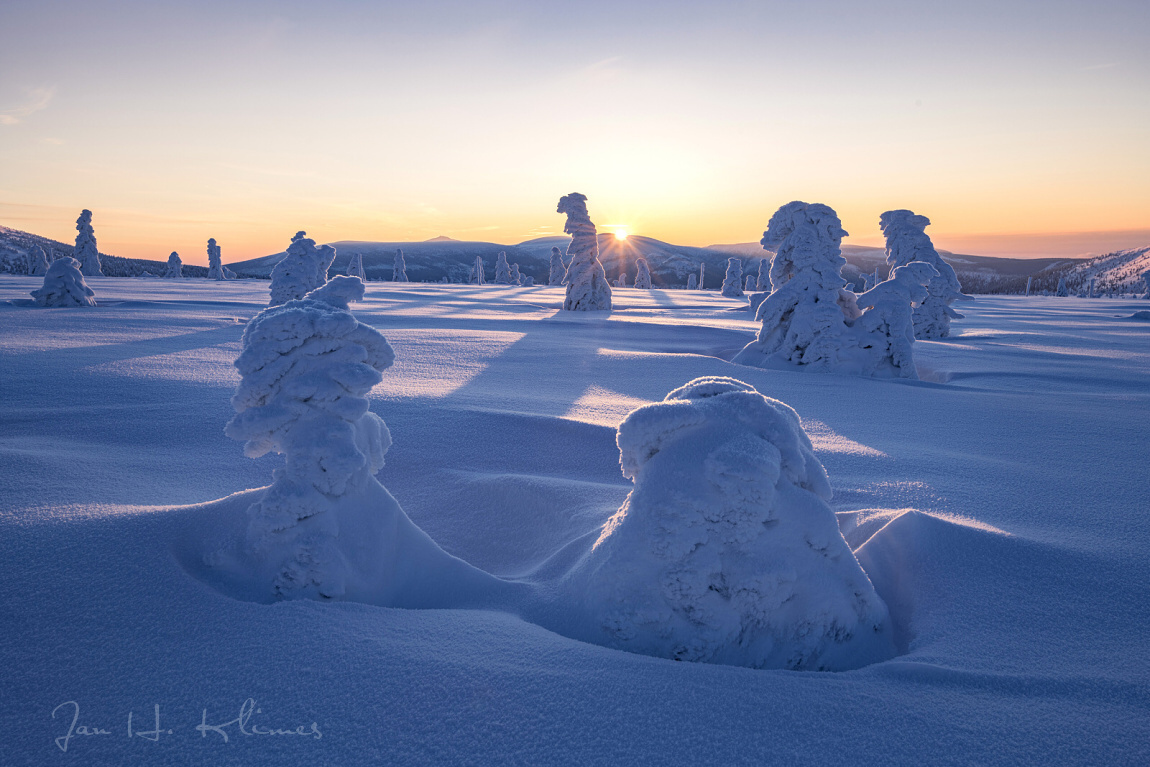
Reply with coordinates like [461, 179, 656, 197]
[51, 699, 322, 753]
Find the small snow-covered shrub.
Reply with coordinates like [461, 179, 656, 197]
[558, 193, 612, 311]
[721, 258, 744, 297]
[560, 377, 895, 670]
[549, 247, 567, 285]
[74, 210, 102, 277]
[880, 210, 964, 338]
[31, 257, 95, 307]
[269, 231, 335, 306]
[348, 253, 366, 280]
[393, 249, 408, 282]
[634, 257, 652, 289]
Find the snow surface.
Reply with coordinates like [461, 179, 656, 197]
[1, 275, 1149, 764]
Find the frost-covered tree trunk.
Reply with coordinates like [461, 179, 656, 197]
[348, 253, 366, 280]
[555, 377, 896, 670]
[686, 273, 697, 290]
[74, 210, 102, 277]
[853, 262, 937, 379]
[634, 257, 652, 289]
[558, 193, 612, 311]
[880, 210, 963, 339]
[392, 249, 408, 282]
[721, 258, 744, 297]
[756, 258, 769, 291]
[29, 246, 50, 276]
[165, 252, 183, 278]
[31, 257, 96, 307]
[471, 255, 485, 285]
[698, 262, 705, 290]
[269, 231, 334, 306]
[207, 238, 230, 280]
[548, 247, 566, 285]
[510, 263, 522, 285]
[494, 251, 512, 284]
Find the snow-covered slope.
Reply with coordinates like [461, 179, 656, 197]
[1058, 246, 1150, 294]
[0, 224, 210, 278]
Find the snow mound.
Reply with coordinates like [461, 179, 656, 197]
[1126, 310, 1150, 321]
[559, 193, 612, 311]
[557, 376, 896, 670]
[30, 257, 96, 307]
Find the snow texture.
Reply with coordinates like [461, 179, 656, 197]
[393, 249, 409, 282]
[348, 253, 366, 281]
[74, 209, 102, 277]
[721, 257, 744, 297]
[549, 247, 567, 285]
[29, 245, 49, 276]
[853, 262, 938, 379]
[269, 231, 335, 307]
[634, 257, 652, 289]
[165, 251, 183, 279]
[558, 193, 612, 311]
[495, 252, 512, 284]
[206, 238, 231, 280]
[30, 256, 96, 307]
[559, 376, 895, 670]
[880, 210, 964, 338]
[687, 273, 697, 290]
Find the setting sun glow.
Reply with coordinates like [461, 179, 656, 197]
[614, 229, 628, 241]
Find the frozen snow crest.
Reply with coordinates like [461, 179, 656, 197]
[880, 210, 964, 338]
[74, 210, 103, 277]
[269, 231, 336, 306]
[548, 246, 567, 285]
[563, 377, 895, 670]
[558, 193, 612, 311]
[31, 257, 96, 307]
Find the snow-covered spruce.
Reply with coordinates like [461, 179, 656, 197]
[393, 249, 408, 282]
[853, 262, 938, 379]
[269, 231, 335, 307]
[548, 247, 567, 285]
[744, 275, 755, 293]
[494, 251, 512, 284]
[721, 257, 744, 297]
[165, 252, 183, 279]
[558, 193, 612, 311]
[29, 245, 50, 276]
[30, 257, 96, 307]
[756, 258, 769, 291]
[348, 253, 366, 281]
[74, 210, 102, 277]
[634, 257, 652, 289]
[558, 377, 895, 670]
[510, 263, 522, 285]
[687, 273, 697, 290]
[880, 210, 964, 338]
[471, 255, 485, 285]
[1056, 276, 1069, 297]
[206, 238, 231, 280]
[732, 201, 862, 370]
[220, 276, 499, 602]
[698, 262, 705, 289]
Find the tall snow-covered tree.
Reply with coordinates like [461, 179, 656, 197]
[880, 210, 964, 338]
[687, 273, 697, 290]
[165, 252, 183, 278]
[74, 210, 102, 277]
[392, 249, 408, 282]
[721, 258, 744, 297]
[29, 246, 50, 276]
[470, 255, 485, 284]
[744, 274, 755, 293]
[756, 258, 769, 290]
[269, 231, 334, 306]
[348, 253, 366, 280]
[634, 257, 652, 289]
[494, 251, 512, 284]
[207, 238, 231, 280]
[31, 257, 96, 307]
[548, 247, 567, 285]
[1055, 276, 1069, 297]
[697, 262, 705, 290]
[558, 193, 612, 311]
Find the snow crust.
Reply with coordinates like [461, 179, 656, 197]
[29, 257, 96, 307]
[269, 231, 335, 307]
[880, 210, 964, 338]
[558, 193, 612, 311]
[74, 209, 102, 277]
[721, 257, 744, 297]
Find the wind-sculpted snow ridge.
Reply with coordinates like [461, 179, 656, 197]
[74, 209, 102, 277]
[880, 210, 964, 338]
[29, 245, 50, 276]
[30, 257, 96, 307]
[558, 193, 612, 311]
[634, 257, 652, 289]
[348, 253, 366, 280]
[206, 238, 231, 280]
[721, 257, 744, 297]
[393, 249, 408, 282]
[165, 252, 183, 279]
[557, 377, 896, 671]
[854, 262, 938, 379]
[548, 246, 567, 285]
[269, 231, 335, 306]
[494, 251, 512, 284]
[209, 276, 503, 603]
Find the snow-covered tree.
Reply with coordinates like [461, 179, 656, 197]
[880, 210, 964, 338]
[853, 262, 938, 379]
[616, 273, 629, 288]
[548, 247, 567, 285]
[756, 258, 769, 290]
[392, 249, 408, 282]
[557, 192, 611, 311]
[509, 263, 522, 285]
[206, 238, 231, 280]
[521, 275, 534, 286]
[721, 257, 744, 297]
[732, 201, 861, 370]
[31, 257, 96, 307]
[165, 251, 183, 278]
[29, 246, 50, 276]
[744, 274, 755, 292]
[1055, 276, 1069, 297]
[348, 253, 366, 280]
[74, 210, 102, 277]
[686, 273, 697, 290]
[470, 255, 485, 285]
[561, 376, 895, 670]
[697, 262, 705, 290]
[493, 251, 512, 284]
[269, 231, 335, 306]
[1143, 272, 1150, 298]
[634, 257, 652, 289]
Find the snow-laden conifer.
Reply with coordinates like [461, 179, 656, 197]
[560, 377, 895, 670]
[269, 231, 334, 306]
[392, 249, 408, 282]
[880, 210, 964, 338]
[29, 246, 50, 276]
[548, 247, 567, 285]
[687, 273, 697, 290]
[31, 257, 96, 307]
[206, 238, 231, 280]
[558, 193, 611, 311]
[348, 253, 366, 280]
[1056, 276, 1069, 297]
[721, 258, 744, 297]
[470, 255, 485, 285]
[634, 257, 652, 289]
[756, 258, 769, 290]
[853, 262, 938, 379]
[616, 273, 629, 288]
[509, 262, 522, 285]
[744, 275, 754, 293]
[165, 252, 183, 278]
[74, 210, 102, 277]
[1143, 272, 1150, 298]
[493, 251, 512, 284]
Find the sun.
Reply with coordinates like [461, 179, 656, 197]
[614, 229, 628, 241]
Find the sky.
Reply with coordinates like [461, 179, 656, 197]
[1, 0, 1148, 265]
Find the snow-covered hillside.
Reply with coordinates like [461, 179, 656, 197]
[0, 225, 211, 278]
[1057, 246, 1150, 295]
